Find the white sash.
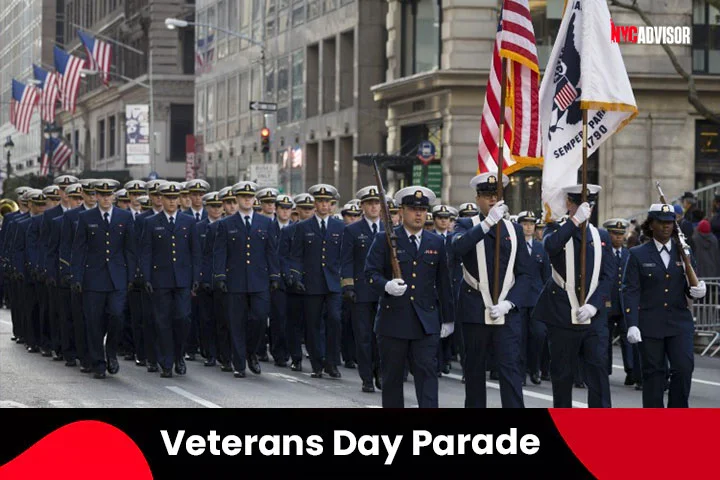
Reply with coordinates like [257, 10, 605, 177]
[461, 216, 518, 325]
[550, 224, 602, 325]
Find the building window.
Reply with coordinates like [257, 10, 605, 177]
[266, 61, 276, 103]
[324, 0, 337, 13]
[308, 0, 320, 20]
[266, 0, 276, 39]
[171, 105, 194, 163]
[109, 115, 116, 157]
[98, 119, 106, 160]
[228, 75, 239, 118]
[693, 0, 720, 74]
[401, 0, 441, 76]
[292, 50, 304, 121]
[277, 55, 290, 124]
[292, 0, 305, 26]
[530, 0, 564, 69]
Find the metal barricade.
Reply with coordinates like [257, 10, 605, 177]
[692, 279, 720, 357]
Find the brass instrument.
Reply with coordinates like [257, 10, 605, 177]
[0, 198, 19, 228]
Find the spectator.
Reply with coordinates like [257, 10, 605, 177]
[681, 191, 699, 222]
[692, 220, 720, 278]
[709, 193, 720, 243]
[675, 204, 695, 253]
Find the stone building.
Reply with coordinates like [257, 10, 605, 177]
[371, 0, 720, 220]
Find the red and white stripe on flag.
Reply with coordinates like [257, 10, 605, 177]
[41, 71, 59, 123]
[477, 0, 542, 175]
[52, 142, 73, 171]
[91, 40, 112, 85]
[60, 55, 85, 113]
[14, 86, 40, 135]
[40, 152, 50, 176]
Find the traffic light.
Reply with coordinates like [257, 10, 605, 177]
[261, 127, 270, 153]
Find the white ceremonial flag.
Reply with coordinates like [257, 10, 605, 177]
[539, 0, 638, 222]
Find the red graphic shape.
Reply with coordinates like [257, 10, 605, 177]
[0, 420, 152, 479]
[550, 410, 720, 479]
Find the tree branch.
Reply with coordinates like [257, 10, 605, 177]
[610, 0, 720, 124]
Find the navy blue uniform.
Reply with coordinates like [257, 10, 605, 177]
[266, 219, 291, 365]
[622, 240, 697, 407]
[533, 219, 613, 407]
[289, 215, 344, 374]
[14, 216, 40, 349]
[341, 218, 383, 386]
[365, 227, 454, 408]
[183, 208, 206, 358]
[140, 212, 200, 372]
[280, 221, 304, 366]
[521, 238, 551, 378]
[48, 215, 75, 364]
[607, 245, 636, 381]
[213, 212, 280, 373]
[131, 209, 159, 368]
[59, 205, 88, 368]
[452, 218, 531, 408]
[183, 208, 208, 221]
[2, 211, 28, 339]
[72, 207, 136, 375]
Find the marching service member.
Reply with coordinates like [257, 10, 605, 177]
[197, 191, 224, 367]
[341, 186, 384, 393]
[257, 187, 279, 218]
[622, 204, 705, 408]
[71, 179, 136, 379]
[212, 181, 280, 378]
[432, 204, 456, 376]
[184, 179, 210, 222]
[365, 186, 454, 408]
[289, 184, 344, 379]
[533, 184, 613, 408]
[451, 173, 531, 408]
[140, 182, 200, 378]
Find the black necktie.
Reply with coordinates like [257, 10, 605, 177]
[169, 216, 174, 226]
[321, 218, 326, 236]
[616, 250, 622, 261]
[409, 235, 418, 256]
[372, 223, 378, 235]
[528, 242, 533, 255]
[104, 212, 110, 225]
[245, 215, 251, 231]
[196, 212, 200, 221]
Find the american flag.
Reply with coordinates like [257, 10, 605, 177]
[42, 137, 73, 174]
[54, 46, 86, 113]
[78, 31, 112, 86]
[10, 80, 39, 135]
[196, 34, 214, 74]
[33, 64, 60, 123]
[477, 0, 542, 174]
[554, 76, 578, 111]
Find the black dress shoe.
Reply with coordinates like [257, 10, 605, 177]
[635, 383, 643, 391]
[27, 346, 39, 353]
[10, 336, 16, 342]
[257, 353, 270, 363]
[530, 373, 542, 385]
[147, 363, 160, 373]
[290, 361, 302, 372]
[80, 365, 93, 373]
[41, 348, 53, 357]
[233, 370, 246, 378]
[160, 368, 173, 378]
[204, 358, 217, 367]
[311, 369, 323, 378]
[247, 354, 261, 374]
[574, 381, 585, 388]
[124, 353, 135, 361]
[15, 337, 25, 344]
[624, 374, 635, 386]
[93, 372, 106, 379]
[175, 359, 187, 375]
[221, 363, 234, 372]
[185, 353, 196, 361]
[324, 365, 341, 378]
[362, 381, 375, 393]
[442, 363, 451, 374]
[344, 360, 357, 369]
[52, 353, 64, 361]
[374, 371, 382, 391]
[107, 358, 120, 375]
[541, 373, 550, 381]
[274, 360, 287, 367]
[135, 358, 147, 367]
[65, 359, 77, 367]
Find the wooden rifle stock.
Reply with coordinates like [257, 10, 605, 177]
[655, 181, 698, 287]
[373, 159, 403, 280]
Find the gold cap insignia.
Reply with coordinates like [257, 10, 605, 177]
[488, 175, 497, 184]
[662, 205, 670, 213]
[415, 190, 423, 198]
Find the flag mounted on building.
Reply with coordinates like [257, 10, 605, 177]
[477, 0, 543, 175]
[54, 46, 86, 114]
[78, 30, 112, 85]
[33, 64, 60, 123]
[539, 0, 638, 222]
[10, 80, 39, 135]
[42, 136, 73, 173]
[196, 34, 214, 74]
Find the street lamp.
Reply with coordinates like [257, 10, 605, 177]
[4, 136, 14, 179]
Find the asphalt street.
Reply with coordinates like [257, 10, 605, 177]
[1, 309, 719, 408]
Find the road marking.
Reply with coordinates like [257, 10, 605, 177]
[612, 364, 720, 387]
[166, 386, 221, 408]
[49, 400, 72, 408]
[364, 405, 381, 408]
[268, 372, 312, 385]
[0, 400, 28, 408]
[444, 373, 589, 408]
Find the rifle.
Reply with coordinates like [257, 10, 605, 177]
[373, 159, 402, 280]
[655, 181, 698, 287]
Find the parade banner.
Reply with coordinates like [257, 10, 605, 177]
[539, 0, 638, 222]
[0, 410, 717, 478]
[125, 104, 150, 165]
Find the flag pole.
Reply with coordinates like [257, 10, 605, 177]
[579, 108, 588, 305]
[494, 57, 508, 305]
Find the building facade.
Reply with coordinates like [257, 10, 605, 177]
[0, 0, 57, 183]
[192, 0, 387, 202]
[372, 0, 720, 220]
[54, 0, 196, 181]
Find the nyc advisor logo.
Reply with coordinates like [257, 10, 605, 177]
[610, 20, 691, 45]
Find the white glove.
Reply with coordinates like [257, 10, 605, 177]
[572, 202, 592, 226]
[627, 326, 642, 344]
[489, 300, 513, 319]
[576, 304, 597, 324]
[482, 200, 508, 230]
[440, 322, 455, 338]
[690, 280, 706, 299]
[384, 278, 407, 297]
